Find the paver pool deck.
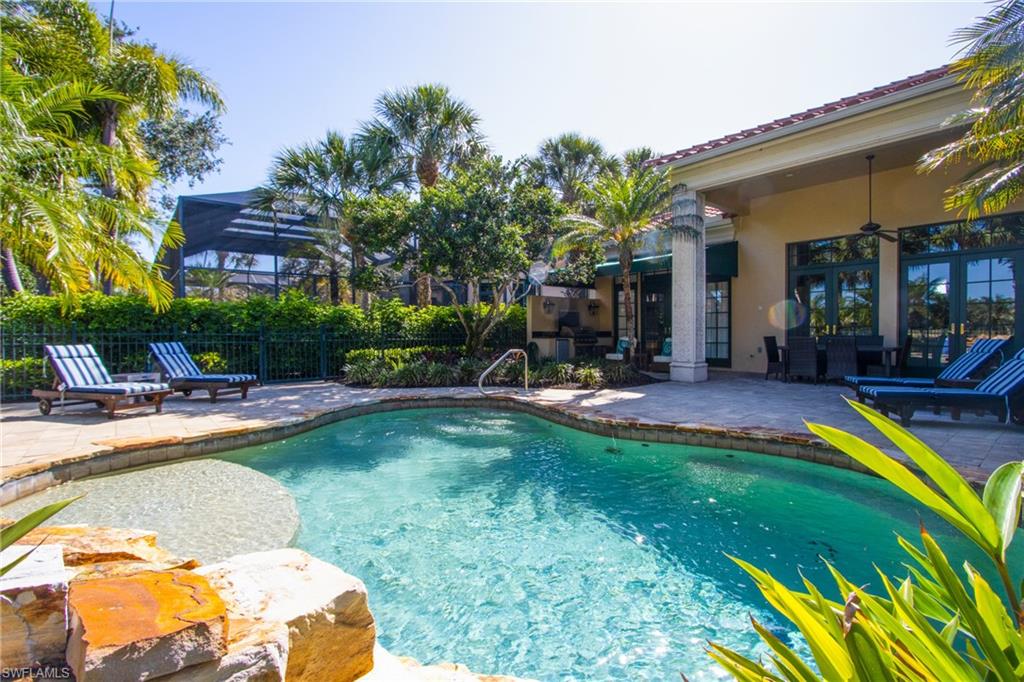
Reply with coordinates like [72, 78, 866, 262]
[2, 371, 1020, 500]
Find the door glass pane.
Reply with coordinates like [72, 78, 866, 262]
[792, 273, 828, 337]
[964, 257, 1016, 343]
[836, 268, 874, 335]
[905, 261, 951, 370]
[641, 274, 671, 360]
[706, 281, 730, 361]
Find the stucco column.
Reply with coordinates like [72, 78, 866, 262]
[670, 185, 708, 383]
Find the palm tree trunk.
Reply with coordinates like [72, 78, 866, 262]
[99, 105, 118, 295]
[620, 250, 635, 366]
[414, 157, 441, 308]
[2, 247, 24, 293]
[328, 268, 340, 305]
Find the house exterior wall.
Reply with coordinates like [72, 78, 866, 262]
[726, 161, 1024, 373]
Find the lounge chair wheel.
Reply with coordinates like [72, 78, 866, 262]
[38, 399, 52, 416]
[182, 390, 192, 397]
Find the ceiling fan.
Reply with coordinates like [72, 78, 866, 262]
[858, 154, 897, 243]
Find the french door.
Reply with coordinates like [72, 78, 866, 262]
[640, 273, 671, 361]
[790, 264, 877, 337]
[902, 250, 1022, 374]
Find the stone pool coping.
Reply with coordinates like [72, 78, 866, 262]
[1, 389, 940, 507]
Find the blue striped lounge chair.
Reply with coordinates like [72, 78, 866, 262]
[846, 337, 1010, 398]
[32, 344, 171, 418]
[149, 342, 258, 402]
[860, 351, 1024, 426]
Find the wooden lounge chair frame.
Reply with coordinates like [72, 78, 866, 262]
[149, 342, 258, 403]
[32, 345, 171, 419]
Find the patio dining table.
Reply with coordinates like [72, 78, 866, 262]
[778, 343, 901, 377]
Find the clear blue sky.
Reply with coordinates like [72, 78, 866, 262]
[96, 1, 988, 198]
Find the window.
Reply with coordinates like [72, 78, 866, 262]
[706, 280, 730, 365]
[900, 213, 1024, 255]
[788, 235, 878, 267]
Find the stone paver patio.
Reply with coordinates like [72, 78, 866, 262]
[2, 371, 1020, 500]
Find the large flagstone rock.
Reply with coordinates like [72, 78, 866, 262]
[195, 548, 375, 681]
[0, 544, 68, 670]
[2, 521, 194, 567]
[66, 569, 227, 681]
[160, 617, 289, 682]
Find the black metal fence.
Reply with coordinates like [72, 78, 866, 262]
[0, 323, 525, 401]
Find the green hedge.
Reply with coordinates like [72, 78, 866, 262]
[0, 357, 48, 395]
[0, 292, 526, 340]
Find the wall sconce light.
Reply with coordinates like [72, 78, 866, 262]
[587, 301, 600, 316]
[542, 298, 555, 314]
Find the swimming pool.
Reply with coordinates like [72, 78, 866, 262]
[212, 408, 1010, 680]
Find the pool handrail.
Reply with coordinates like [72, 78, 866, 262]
[479, 349, 528, 395]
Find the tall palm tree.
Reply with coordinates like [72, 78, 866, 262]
[553, 165, 672, 365]
[0, 54, 181, 309]
[255, 132, 408, 306]
[528, 133, 619, 206]
[6, 1, 223, 292]
[359, 83, 484, 305]
[920, 0, 1024, 217]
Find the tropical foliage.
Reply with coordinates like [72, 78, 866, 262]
[0, 0, 224, 306]
[350, 156, 563, 356]
[554, 160, 672, 364]
[527, 132, 619, 207]
[253, 131, 409, 306]
[708, 399, 1024, 681]
[359, 83, 486, 305]
[921, 0, 1024, 218]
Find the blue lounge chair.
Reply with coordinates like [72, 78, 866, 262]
[32, 344, 171, 418]
[846, 337, 1009, 395]
[861, 353, 1024, 425]
[149, 342, 258, 402]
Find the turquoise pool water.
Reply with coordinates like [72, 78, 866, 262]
[217, 408, 1013, 681]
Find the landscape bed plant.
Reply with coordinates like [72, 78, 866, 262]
[704, 398, 1024, 681]
[341, 353, 650, 390]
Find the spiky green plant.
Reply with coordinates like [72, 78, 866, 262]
[706, 399, 1023, 681]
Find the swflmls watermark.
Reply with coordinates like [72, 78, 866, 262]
[0, 667, 72, 680]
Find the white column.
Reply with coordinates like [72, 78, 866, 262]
[669, 185, 708, 383]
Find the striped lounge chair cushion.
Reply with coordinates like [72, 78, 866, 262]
[845, 337, 1008, 389]
[862, 358, 1024, 402]
[150, 342, 256, 384]
[150, 342, 204, 379]
[64, 382, 170, 395]
[175, 373, 256, 384]
[46, 344, 113, 387]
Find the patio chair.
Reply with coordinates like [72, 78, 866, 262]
[653, 338, 672, 364]
[149, 342, 258, 403]
[845, 337, 1009, 393]
[785, 336, 819, 383]
[825, 336, 858, 382]
[763, 336, 784, 380]
[605, 338, 631, 362]
[32, 344, 171, 418]
[860, 354, 1024, 425]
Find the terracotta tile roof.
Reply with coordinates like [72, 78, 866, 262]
[651, 66, 951, 168]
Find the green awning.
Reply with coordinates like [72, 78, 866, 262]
[596, 241, 738, 278]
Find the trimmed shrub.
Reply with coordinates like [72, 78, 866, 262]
[343, 358, 390, 386]
[0, 357, 48, 395]
[193, 351, 228, 373]
[574, 365, 605, 389]
[537, 362, 575, 386]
